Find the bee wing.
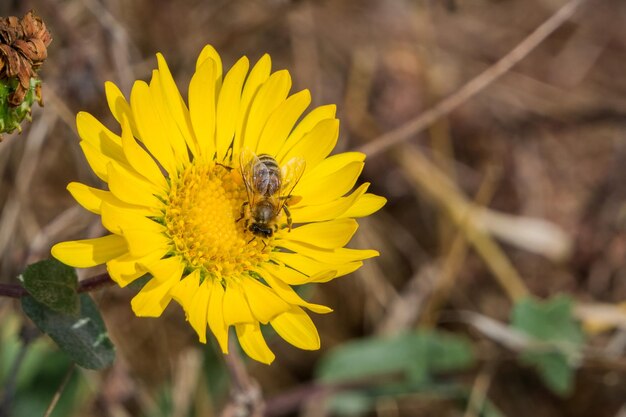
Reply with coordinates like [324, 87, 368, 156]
[278, 156, 306, 211]
[239, 148, 261, 206]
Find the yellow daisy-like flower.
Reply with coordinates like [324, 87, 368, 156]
[51, 45, 385, 364]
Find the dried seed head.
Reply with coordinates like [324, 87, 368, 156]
[0, 10, 51, 106]
[0, 11, 51, 138]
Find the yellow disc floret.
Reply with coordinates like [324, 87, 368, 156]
[163, 161, 269, 279]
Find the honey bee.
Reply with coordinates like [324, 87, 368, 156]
[239, 148, 306, 238]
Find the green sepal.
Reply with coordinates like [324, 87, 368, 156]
[0, 77, 40, 135]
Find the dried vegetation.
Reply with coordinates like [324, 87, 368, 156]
[1, 0, 626, 416]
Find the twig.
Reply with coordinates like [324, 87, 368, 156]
[77, 273, 116, 294]
[42, 364, 75, 417]
[265, 383, 327, 417]
[396, 145, 529, 301]
[0, 281, 27, 298]
[420, 165, 500, 326]
[463, 363, 495, 417]
[0, 272, 115, 299]
[356, 0, 591, 158]
[41, 85, 78, 137]
[219, 338, 264, 417]
[264, 374, 404, 417]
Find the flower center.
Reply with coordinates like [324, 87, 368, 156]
[163, 161, 270, 279]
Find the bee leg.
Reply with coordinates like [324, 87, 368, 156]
[282, 205, 293, 231]
[216, 162, 233, 171]
[237, 201, 249, 222]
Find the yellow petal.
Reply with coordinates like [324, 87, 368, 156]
[73, 179, 159, 218]
[131, 277, 177, 317]
[306, 152, 366, 178]
[208, 278, 229, 353]
[223, 282, 255, 325]
[279, 218, 358, 248]
[341, 193, 387, 218]
[318, 261, 363, 280]
[196, 45, 223, 89]
[51, 234, 127, 268]
[120, 115, 168, 190]
[189, 58, 217, 159]
[130, 80, 177, 176]
[143, 255, 184, 281]
[277, 104, 336, 161]
[280, 119, 339, 171]
[186, 272, 211, 343]
[107, 267, 145, 287]
[242, 277, 289, 324]
[107, 249, 166, 287]
[270, 306, 320, 350]
[105, 81, 139, 139]
[234, 54, 271, 155]
[100, 202, 165, 236]
[79, 140, 112, 182]
[215, 56, 249, 160]
[271, 252, 337, 277]
[242, 70, 291, 152]
[295, 161, 363, 205]
[261, 262, 336, 285]
[171, 270, 200, 312]
[235, 322, 275, 365]
[149, 69, 190, 167]
[256, 89, 311, 156]
[156, 53, 199, 158]
[256, 267, 332, 314]
[76, 112, 126, 164]
[290, 183, 369, 223]
[124, 229, 171, 258]
[271, 251, 363, 280]
[67, 182, 108, 214]
[107, 163, 163, 208]
[131, 258, 183, 317]
[278, 240, 379, 264]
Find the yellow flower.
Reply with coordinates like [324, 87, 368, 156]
[51, 45, 385, 364]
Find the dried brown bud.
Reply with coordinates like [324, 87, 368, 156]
[0, 11, 51, 106]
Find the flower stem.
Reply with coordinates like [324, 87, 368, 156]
[0, 272, 115, 299]
[220, 337, 264, 417]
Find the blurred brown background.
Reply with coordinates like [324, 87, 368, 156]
[2, 0, 626, 416]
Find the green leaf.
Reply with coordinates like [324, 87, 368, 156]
[511, 295, 584, 396]
[316, 330, 474, 384]
[21, 259, 79, 315]
[523, 351, 573, 395]
[425, 331, 475, 373]
[21, 294, 115, 370]
[327, 382, 506, 417]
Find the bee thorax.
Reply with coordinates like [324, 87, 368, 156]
[253, 200, 276, 223]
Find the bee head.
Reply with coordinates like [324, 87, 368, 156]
[249, 223, 273, 238]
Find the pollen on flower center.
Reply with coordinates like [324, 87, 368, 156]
[163, 161, 269, 278]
